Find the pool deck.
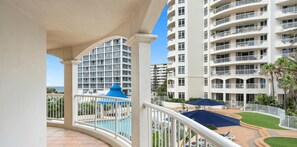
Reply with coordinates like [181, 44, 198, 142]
[47, 127, 110, 147]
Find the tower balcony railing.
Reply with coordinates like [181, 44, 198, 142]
[282, 22, 297, 29]
[211, 83, 223, 88]
[282, 7, 297, 14]
[246, 83, 266, 89]
[214, 11, 266, 26]
[212, 26, 265, 39]
[213, 0, 262, 14]
[214, 40, 266, 51]
[225, 83, 244, 89]
[212, 55, 265, 64]
[281, 37, 297, 44]
[211, 69, 260, 76]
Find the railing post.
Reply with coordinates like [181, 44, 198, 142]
[94, 98, 97, 130]
[127, 34, 157, 147]
[115, 100, 118, 139]
[172, 118, 177, 147]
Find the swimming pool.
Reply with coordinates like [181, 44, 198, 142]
[87, 116, 132, 140]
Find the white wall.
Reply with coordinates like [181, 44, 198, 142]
[0, 1, 46, 147]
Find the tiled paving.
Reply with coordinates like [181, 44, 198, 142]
[47, 127, 110, 147]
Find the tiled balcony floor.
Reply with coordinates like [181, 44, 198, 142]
[47, 127, 110, 147]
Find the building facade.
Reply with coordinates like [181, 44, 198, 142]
[167, 0, 297, 105]
[78, 37, 132, 95]
[151, 63, 168, 91]
[167, 0, 205, 99]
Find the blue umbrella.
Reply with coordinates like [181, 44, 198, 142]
[185, 98, 223, 106]
[98, 84, 129, 104]
[182, 110, 240, 127]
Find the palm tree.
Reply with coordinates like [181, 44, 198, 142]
[261, 64, 276, 98]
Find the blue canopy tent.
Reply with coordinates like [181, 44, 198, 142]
[185, 98, 224, 106]
[98, 84, 129, 105]
[182, 110, 240, 127]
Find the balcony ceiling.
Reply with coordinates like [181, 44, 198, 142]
[7, 0, 163, 50]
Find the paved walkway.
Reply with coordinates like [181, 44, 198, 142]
[47, 127, 110, 147]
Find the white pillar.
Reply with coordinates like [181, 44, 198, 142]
[128, 34, 157, 147]
[61, 60, 80, 129]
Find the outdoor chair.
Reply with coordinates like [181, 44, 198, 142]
[219, 130, 235, 141]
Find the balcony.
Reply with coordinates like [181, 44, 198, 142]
[167, 39, 176, 50]
[212, 55, 267, 65]
[211, 69, 261, 76]
[212, 0, 263, 15]
[167, 28, 175, 40]
[213, 41, 267, 53]
[47, 94, 239, 147]
[167, 61, 175, 69]
[167, 5, 175, 18]
[211, 26, 267, 42]
[167, 51, 175, 59]
[282, 21, 297, 30]
[212, 11, 267, 30]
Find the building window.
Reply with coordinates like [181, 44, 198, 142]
[204, 66, 208, 74]
[178, 66, 185, 74]
[204, 19, 208, 28]
[204, 43, 208, 51]
[204, 92, 208, 98]
[178, 42, 185, 51]
[204, 78, 208, 86]
[178, 78, 185, 86]
[178, 30, 185, 39]
[204, 0, 208, 4]
[178, 0, 185, 4]
[178, 7, 185, 16]
[178, 54, 185, 62]
[204, 7, 208, 16]
[204, 54, 208, 62]
[204, 31, 208, 39]
[178, 92, 185, 99]
[178, 19, 185, 27]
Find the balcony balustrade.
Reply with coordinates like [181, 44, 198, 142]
[282, 7, 297, 14]
[281, 37, 297, 44]
[212, 26, 265, 39]
[214, 41, 266, 51]
[214, 11, 266, 26]
[211, 69, 260, 76]
[213, 0, 262, 14]
[213, 55, 264, 64]
[282, 22, 297, 29]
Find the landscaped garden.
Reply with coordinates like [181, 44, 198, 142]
[264, 137, 297, 147]
[238, 112, 286, 130]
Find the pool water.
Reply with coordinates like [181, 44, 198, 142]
[87, 117, 132, 140]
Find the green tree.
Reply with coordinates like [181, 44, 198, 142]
[47, 88, 58, 93]
[261, 64, 276, 98]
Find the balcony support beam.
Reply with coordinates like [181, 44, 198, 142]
[61, 60, 80, 129]
[127, 34, 157, 147]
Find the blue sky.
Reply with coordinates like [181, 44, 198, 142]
[47, 6, 168, 86]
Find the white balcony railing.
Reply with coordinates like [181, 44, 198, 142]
[47, 94, 64, 121]
[282, 22, 297, 29]
[213, 0, 262, 14]
[213, 55, 265, 63]
[211, 69, 260, 76]
[212, 83, 223, 88]
[74, 95, 132, 144]
[212, 26, 265, 39]
[282, 7, 297, 14]
[214, 40, 266, 51]
[144, 103, 240, 147]
[47, 94, 240, 146]
[214, 11, 266, 26]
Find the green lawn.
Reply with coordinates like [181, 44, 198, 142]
[238, 112, 286, 130]
[264, 137, 297, 147]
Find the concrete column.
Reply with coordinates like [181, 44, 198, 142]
[243, 80, 247, 111]
[61, 60, 80, 129]
[127, 34, 157, 147]
[223, 93, 226, 102]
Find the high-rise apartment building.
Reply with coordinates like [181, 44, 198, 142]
[78, 37, 132, 95]
[167, 0, 205, 99]
[151, 63, 168, 91]
[167, 0, 297, 106]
